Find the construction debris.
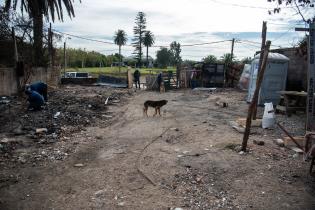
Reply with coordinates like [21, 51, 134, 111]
[253, 139, 265, 146]
[283, 136, 305, 147]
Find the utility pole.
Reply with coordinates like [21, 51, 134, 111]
[295, 21, 315, 131]
[307, 21, 315, 131]
[230, 38, 235, 61]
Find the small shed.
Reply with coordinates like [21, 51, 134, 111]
[201, 63, 225, 87]
[247, 53, 289, 105]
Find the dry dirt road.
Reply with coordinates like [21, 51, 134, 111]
[0, 87, 315, 210]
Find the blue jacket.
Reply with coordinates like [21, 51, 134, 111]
[27, 90, 44, 109]
[30, 82, 47, 95]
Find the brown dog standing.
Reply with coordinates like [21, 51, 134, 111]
[143, 100, 168, 117]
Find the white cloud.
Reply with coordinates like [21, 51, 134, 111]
[50, 0, 311, 60]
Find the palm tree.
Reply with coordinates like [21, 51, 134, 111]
[5, 0, 77, 66]
[143, 31, 154, 68]
[113, 29, 127, 72]
[220, 53, 234, 67]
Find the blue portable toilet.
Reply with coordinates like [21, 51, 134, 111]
[247, 53, 289, 105]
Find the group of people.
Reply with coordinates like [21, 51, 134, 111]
[133, 69, 163, 91]
[25, 81, 48, 111]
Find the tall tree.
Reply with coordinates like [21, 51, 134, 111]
[203, 55, 217, 64]
[156, 47, 172, 68]
[114, 29, 127, 72]
[132, 12, 146, 68]
[143, 30, 154, 68]
[268, 0, 314, 22]
[170, 41, 182, 66]
[4, 0, 77, 66]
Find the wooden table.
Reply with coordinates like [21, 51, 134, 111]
[277, 91, 312, 116]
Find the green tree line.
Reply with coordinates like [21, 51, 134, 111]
[55, 48, 122, 68]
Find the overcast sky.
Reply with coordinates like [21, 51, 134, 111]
[48, 0, 313, 60]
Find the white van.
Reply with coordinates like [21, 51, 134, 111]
[65, 72, 91, 78]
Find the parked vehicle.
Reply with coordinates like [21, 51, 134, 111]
[64, 72, 91, 78]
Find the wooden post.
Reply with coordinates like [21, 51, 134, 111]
[307, 21, 315, 131]
[241, 41, 271, 151]
[64, 41, 66, 78]
[253, 21, 267, 120]
[12, 27, 21, 93]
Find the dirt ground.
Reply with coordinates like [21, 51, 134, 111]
[0, 86, 314, 210]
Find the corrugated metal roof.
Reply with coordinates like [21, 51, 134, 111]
[254, 52, 289, 61]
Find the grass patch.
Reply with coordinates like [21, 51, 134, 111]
[65, 67, 176, 77]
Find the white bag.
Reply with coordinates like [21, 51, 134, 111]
[262, 102, 275, 129]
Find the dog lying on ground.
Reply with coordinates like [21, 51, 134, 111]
[143, 100, 168, 117]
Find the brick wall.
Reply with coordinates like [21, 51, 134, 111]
[0, 67, 60, 96]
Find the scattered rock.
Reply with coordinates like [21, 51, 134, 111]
[253, 140, 265, 146]
[238, 151, 245, 155]
[35, 128, 48, 134]
[18, 156, 27, 164]
[117, 202, 125, 206]
[171, 128, 179, 131]
[12, 125, 24, 135]
[291, 147, 303, 154]
[74, 163, 84, 167]
[229, 121, 245, 133]
[94, 190, 105, 197]
[54, 112, 61, 119]
[216, 101, 228, 108]
[292, 153, 299, 159]
[0, 138, 9, 143]
[274, 139, 284, 147]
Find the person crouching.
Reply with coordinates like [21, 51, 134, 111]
[25, 89, 44, 111]
[26, 81, 48, 102]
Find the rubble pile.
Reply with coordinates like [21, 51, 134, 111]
[0, 86, 131, 158]
[163, 168, 235, 209]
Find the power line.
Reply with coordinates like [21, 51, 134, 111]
[239, 39, 282, 48]
[151, 40, 231, 48]
[271, 28, 294, 42]
[236, 41, 261, 49]
[52, 29, 117, 45]
[208, 0, 295, 10]
[52, 28, 232, 48]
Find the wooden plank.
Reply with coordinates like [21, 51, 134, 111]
[276, 105, 286, 112]
[283, 136, 305, 147]
[278, 91, 309, 97]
